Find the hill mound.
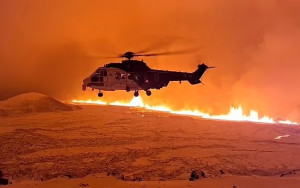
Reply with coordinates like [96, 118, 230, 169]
[0, 92, 74, 116]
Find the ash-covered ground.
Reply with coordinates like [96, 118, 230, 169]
[1, 93, 300, 185]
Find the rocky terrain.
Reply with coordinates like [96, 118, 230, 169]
[0, 93, 300, 187]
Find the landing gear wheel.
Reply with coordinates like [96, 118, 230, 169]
[134, 91, 139, 97]
[98, 92, 103, 97]
[126, 86, 130, 92]
[146, 90, 152, 96]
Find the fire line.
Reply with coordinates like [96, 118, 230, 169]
[72, 97, 298, 125]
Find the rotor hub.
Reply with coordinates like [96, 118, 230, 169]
[122, 51, 135, 60]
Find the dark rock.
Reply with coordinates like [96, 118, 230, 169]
[79, 183, 89, 187]
[189, 170, 199, 181]
[280, 170, 295, 177]
[189, 170, 206, 181]
[108, 170, 121, 177]
[107, 170, 125, 180]
[200, 170, 206, 178]
[0, 171, 9, 185]
[0, 178, 9, 185]
[220, 170, 225, 175]
[120, 174, 125, 180]
[133, 176, 142, 182]
[66, 174, 73, 179]
[120, 174, 133, 181]
[233, 186, 237, 188]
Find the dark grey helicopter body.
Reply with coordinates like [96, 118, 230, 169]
[82, 51, 213, 97]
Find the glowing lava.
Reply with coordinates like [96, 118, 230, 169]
[274, 135, 290, 140]
[72, 99, 107, 105]
[72, 97, 298, 125]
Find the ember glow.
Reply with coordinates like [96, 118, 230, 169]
[274, 135, 290, 140]
[72, 97, 298, 125]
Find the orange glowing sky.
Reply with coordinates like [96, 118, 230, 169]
[1, 0, 300, 121]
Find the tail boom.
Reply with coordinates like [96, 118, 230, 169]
[188, 63, 213, 85]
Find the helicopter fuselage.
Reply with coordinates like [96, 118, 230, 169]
[83, 67, 143, 91]
[82, 59, 212, 97]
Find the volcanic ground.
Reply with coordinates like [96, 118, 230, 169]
[0, 93, 300, 187]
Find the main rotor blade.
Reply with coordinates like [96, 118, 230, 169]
[135, 36, 189, 54]
[83, 55, 119, 59]
[135, 48, 198, 57]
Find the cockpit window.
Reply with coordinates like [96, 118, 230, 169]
[93, 70, 99, 76]
[91, 76, 99, 82]
[121, 73, 126, 79]
[104, 70, 107, 76]
[115, 72, 121, 79]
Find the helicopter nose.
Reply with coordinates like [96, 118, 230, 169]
[83, 77, 89, 84]
[82, 77, 90, 91]
[82, 84, 87, 91]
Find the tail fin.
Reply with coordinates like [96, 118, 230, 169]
[188, 63, 214, 85]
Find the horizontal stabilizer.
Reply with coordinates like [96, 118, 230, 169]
[188, 63, 213, 85]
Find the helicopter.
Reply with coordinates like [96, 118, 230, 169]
[82, 51, 214, 97]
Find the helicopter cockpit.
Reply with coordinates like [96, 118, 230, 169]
[91, 68, 107, 83]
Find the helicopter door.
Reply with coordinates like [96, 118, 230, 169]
[103, 70, 108, 82]
[154, 74, 159, 82]
[99, 70, 108, 84]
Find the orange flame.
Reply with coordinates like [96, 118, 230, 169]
[72, 97, 298, 125]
